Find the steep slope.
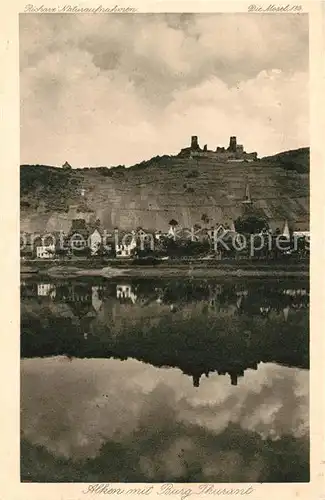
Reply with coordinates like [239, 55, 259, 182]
[262, 147, 309, 174]
[20, 148, 309, 233]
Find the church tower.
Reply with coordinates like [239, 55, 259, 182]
[242, 183, 252, 204]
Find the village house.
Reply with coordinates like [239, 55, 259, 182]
[36, 243, 55, 259]
[154, 230, 163, 241]
[167, 225, 177, 239]
[116, 284, 137, 304]
[292, 220, 310, 239]
[68, 219, 91, 253]
[67, 218, 108, 256]
[37, 283, 56, 298]
[31, 231, 69, 259]
[88, 228, 102, 256]
[91, 286, 103, 312]
[115, 230, 137, 257]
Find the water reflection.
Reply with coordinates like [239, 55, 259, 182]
[21, 278, 309, 386]
[21, 277, 309, 482]
[21, 357, 308, 482]
[22, 279, 310, 311]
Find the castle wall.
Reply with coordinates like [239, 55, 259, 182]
[179, 136, 257, 162]
[190, 151, 257, 162]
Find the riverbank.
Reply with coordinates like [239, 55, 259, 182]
[21, 259, 309, 279]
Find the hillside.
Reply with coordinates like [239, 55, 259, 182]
[262, 147, 309, 174]
[20, 148, 309, 233]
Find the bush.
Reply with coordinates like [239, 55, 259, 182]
[186, 170, 199, 178]
[235, 215, 268, 234]
[131, 257, 160, 266]
[99, 168, 113, 177]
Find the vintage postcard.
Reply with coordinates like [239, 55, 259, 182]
[0, 1, 324, 500]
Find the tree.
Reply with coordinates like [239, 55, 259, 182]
[235, 215, 268, 235]
[169, 219, 178, 227]
[55, 247, 69, 258]
[201, 213, 210, 225]
[75, 246, 91, 258]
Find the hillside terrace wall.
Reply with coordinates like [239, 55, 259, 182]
[20, 158, 309, 234]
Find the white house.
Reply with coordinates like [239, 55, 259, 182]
[116, 284, 137, 304]
[88, 229, 102, 256]
[36, 244, 55, 259]
[168, 226, 177, 239]
[115, 232, 137, 258]
[37, 283, 56, 298]
[116, 245, 130, 257]
[283, 306, 290, 322]
[293, 230, 310, 239]
[91, 286, 102, 312]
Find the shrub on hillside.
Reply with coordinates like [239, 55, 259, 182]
[186, 170, 199, 178]
[99, 168, 113, 176]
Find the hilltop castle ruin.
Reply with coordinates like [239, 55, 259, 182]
[178, 136, 257, 162]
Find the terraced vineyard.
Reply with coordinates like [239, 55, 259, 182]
[20, 148, 309, 233]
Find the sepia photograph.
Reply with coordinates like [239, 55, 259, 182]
[19, 12, 310, 484]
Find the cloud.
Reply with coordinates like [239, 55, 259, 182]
[20, 14, 309, 166]
[21, 357, 309, 481]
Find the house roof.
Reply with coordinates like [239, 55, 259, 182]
[293, 220, 309, 231]
[68, 218, 108, 238]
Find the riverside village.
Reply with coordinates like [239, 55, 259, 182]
[20, 135, 309, 265]
[19, 12, 311, 485]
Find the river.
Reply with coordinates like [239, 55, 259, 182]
[20, 276, 309, 482]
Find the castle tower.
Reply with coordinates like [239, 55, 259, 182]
[230, 372, 238, 386]
[228, 136, 237, 152]
[191, 135, 199, 150]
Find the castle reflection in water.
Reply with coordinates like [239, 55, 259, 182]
[21, 278, 309, 388]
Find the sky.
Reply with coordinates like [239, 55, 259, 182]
[21, 357, 308, 481]
[20, 13, 309, 167]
